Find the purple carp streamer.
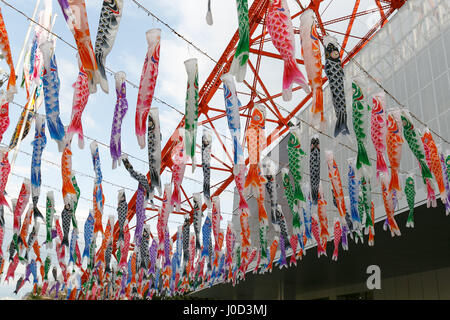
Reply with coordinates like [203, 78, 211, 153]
[110, 71, 128, 169]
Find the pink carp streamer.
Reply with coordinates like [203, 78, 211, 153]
[135, 29, 161, 149]
[266, 0, 309, 101]
[67, 60, 90, 149]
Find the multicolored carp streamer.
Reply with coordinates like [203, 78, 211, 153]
[310, 135, 320, 205]
[121, 154, 151, 197]
[347, 159, 362, 232]
[31, 114, 46, 221]
[243, 105, 269, 266]
[421, 128, 446, 204]
[18, 207, 33, 256]
[404, 174, 416, 227]
[332, 217, 342, 261]
[184, 58, 200, 172]
[170, 129, 187, 212]
[157, 183, 172, 261]
[446, 154, 450, 204]
[386, 112, 404, 192]
[275, 204, 291, 251]
[360, 173, 373, 235]
[201, 211, 212, 268]
[201, 129, 212, 208]
[281, 168, 296, 221]
[58, 0, 100, 93]
[234, 163, 250, 267]
[192, 192, 202, 254]
[351, 81, 371, 171]
[147, 107, 161, 199]
[221, 73, 244, 171]
[300, 9, 324, 124]
[40, 40, 65, 151]
[91, 141, 105, 235]
[134, 183, 147, 246]
[94, 0, 124, 94]
[317, 182, 329, 243]
[61, 137, 76, 208]
[325, 150, 347, 225]
[288, 126, 306, 205]
[262, 158, 278, 226]
[311, 213, 326, 258]
[0, 8, 17, 100]
[400, 111, 433, 205]
[67, 62, 90, 150]
[12, 179, 31, 254]
[0, 100, 10, 144]
[61, 201, 74, 247]
[370, 94, 389, 179]
[266, 237, 278, 273]
[244, 105, 267, 197]
[82, 209, 94, 262]
[71, 176, 80, 228]
[116, 189, 127, 244]
[8, 95, 36, 151]
[135, 29, 161, 149]
[323, 35, 349, 137]
[108, 71, 128, 170]
[380, 172, 400, 237]
[282, 168, 303, 256]
[439, 152, 450, 215]
[230, 0, 249, 82]
[44, 191, 55, 249]
[266, 0, 309, 101]
[303, 185, 313, 241]
[0, 206, 4, 261]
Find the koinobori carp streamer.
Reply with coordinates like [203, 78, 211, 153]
[135, 29, 161, 149]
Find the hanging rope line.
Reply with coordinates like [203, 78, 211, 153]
[131, 0, 219, 64]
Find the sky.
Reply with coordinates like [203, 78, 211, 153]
[0, 0, 389, 299]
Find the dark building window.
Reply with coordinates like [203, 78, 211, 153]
[337, 291, 374, 300]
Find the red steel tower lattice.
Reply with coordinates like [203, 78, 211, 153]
[112, 0, 408, 253]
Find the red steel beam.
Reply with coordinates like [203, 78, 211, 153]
[375, 0, 387, 26]
[340, 0, 361, 57]
[248, 48, 304, 65]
